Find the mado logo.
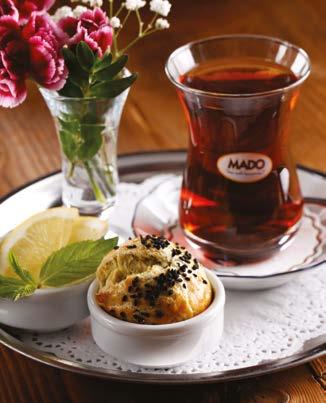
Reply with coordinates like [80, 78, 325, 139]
[217, 153, 272, 183]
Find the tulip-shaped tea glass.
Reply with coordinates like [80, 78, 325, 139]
[166, 35, 311, 262]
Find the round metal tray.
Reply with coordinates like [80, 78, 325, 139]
[0, 150, 325, 384]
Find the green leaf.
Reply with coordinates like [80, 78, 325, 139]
[58, 117, 80, 133]
[59, 130, 78, 162]
[0, 275, 36, 301]
[77, 41, 95, 72]
[93, 53, 113, 73]
[93, 54, 128, 82]
[90, 73, 138, 99]
[39, 237, 119, 287]
[58, 78, 84, 97]
[77, 124, 104, 161]
[62, 47, 89, 90]
[8, 251, 36, 285]
[81, 113, 99, 124]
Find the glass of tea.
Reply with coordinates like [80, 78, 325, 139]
[165, 35, 311, 262]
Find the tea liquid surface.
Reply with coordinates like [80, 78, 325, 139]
[179, 57, 303, 258]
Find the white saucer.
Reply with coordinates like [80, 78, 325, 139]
[129, 174, 326, 290]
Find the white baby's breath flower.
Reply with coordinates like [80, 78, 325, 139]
[150, 0, 171, 17]
[90, 0, 103, 7]
[52, 6, 74, 22]
[125, 0, 146, 11]
[73, 5, 88, 18]
[110, 16, 121, 29]
[155, 17, 170, 29]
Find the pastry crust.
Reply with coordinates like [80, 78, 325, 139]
[96, 236, 213, 325]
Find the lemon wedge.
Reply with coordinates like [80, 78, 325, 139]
[69, 216, 108, 244]
[0, 207, 78, 279]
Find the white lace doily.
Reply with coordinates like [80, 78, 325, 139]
[15, 176, 326, 375]
[17, 267, 325, 374]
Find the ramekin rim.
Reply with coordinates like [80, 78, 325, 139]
[87, 269, 225, 332]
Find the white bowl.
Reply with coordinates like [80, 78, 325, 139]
[87, 269, 225, 368]
[0, 279, 92, 332]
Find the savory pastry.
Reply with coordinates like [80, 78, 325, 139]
[96, 235, 213, 325]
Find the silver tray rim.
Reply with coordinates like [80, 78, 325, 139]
[0, 150, 325, 384]
[0, 327, 324, 384]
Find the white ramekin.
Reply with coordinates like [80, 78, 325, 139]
[0, 279, 92, 332]
[88, 269, 225, 368]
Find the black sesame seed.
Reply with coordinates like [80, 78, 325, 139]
[188, 270, 192, 274]
[120, 311, 127, 319]
[127, 245, 137, 249]
[168, 290, 173, 296]
[122, 295, 128, 302]
[193, 274, 197, 278]
[113, 246, 119, 250]
[155, 310, 164, 318]
[185, 277, 191, 281]
[128, 286, 133, 292]
[203, 279, 208, 284]
[172, 248, 182, 257]
[177, 278, 182, 283]
[183, 284, 187, 289]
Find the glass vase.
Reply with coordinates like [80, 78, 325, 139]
[40, 87, 129, 215]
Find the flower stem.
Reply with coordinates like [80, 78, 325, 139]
[135, 9, 144, 36]
[116, 10, 131, 39]
[109, 0, 114, 19]
[84, 161, 106, 203]
[120, 35, 142, 54]
[115, 3, 124, 17]
[144, 13, 158, 33]
[67, 162, 75, 178]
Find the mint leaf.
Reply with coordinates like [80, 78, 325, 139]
[8, 251, 36, 286]
[77, 42, 95, 72]
[39, 237, 118, 287]
[0, 252, 37, 300]
[93, 54, 128, 82]
[0, 276, 36, 301]
[90, 73, 138, 98]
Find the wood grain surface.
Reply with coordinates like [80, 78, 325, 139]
[0, 0, 325, 401]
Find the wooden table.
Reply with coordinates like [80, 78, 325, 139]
[0, 0, 325, 401]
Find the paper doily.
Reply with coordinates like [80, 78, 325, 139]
[15, 176, 326, 374]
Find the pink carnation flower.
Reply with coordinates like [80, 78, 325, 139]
[0, 16, 28, 106]
[0, 67, 26, 107]
[22, 13, 67, 90]
[13, 0, 55, 24]
[0, 13, 67, 107]
[0, 0, 19, 21]
[59, 8, 113, 57]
